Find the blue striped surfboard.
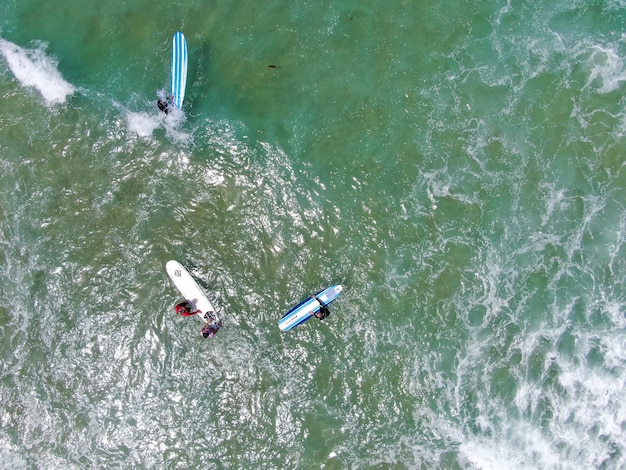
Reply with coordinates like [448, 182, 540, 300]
[279, 285, 343, 331]
[170, 32, 188, 109]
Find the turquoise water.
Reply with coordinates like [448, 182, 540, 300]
[1, 1, 625, 468]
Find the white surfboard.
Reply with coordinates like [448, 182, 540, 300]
[166, 260, 218, 322]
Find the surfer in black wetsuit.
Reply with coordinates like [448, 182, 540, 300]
[157, 95, 174, 114]
[157, 99, 169, 114]
[312, 296, 330, 320]
[201, 318, 222, 338]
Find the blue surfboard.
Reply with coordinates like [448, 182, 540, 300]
[170, 32, 188, 109]
[279, 285, 343, 331]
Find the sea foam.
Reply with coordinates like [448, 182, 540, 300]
[0, 38, 75, 106]
[587, 45, 626, 94]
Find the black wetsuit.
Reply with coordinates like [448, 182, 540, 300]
[157, 99, 169, 114]
[313, 296, 330, 319]
[202, 321, 220, 338]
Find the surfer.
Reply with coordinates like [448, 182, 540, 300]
[157, 95, 174, 114]
[175, 300, 200, 317]
[157, 99, 168, 114]
[201, 319, 222, 338]
[312, 296, 330, 320]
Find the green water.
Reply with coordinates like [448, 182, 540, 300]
[1, 1, 625, 468]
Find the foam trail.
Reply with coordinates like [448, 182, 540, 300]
[126, 111, 161, 138]
[125, 109, 192, 143]
[0, 38, 75, 106]
[587, 45, 626, 94]
[125, 90, 191, 144]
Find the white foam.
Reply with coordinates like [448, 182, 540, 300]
[587, 45, 626, 94]
[461, 424, 561, 470]
[125, 104, 192, 145]
[163, 114, 193, 145]
[0, 38, 75, 106]
[455, 306, 626, 469]
[126, 111, 161, 138]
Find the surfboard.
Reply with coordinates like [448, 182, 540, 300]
[279, 285, 343, 331]
[170, 32, 188, 109]
[166, 260, 218, 323]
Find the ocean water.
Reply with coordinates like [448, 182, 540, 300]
[1, 0, 625, 468]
